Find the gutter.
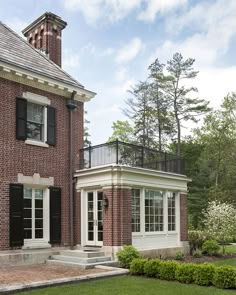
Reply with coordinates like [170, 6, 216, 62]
[66, 91, 77, 249]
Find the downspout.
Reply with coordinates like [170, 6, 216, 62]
[66, 91, 77, 249]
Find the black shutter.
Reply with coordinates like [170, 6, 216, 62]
[50, 187, 61, 244]
[9, 183, 24, 247]
[16, 97, 27, 140]
[47, 106, 56, 146]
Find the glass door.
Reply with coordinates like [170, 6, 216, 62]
[86, 191, 103, 246]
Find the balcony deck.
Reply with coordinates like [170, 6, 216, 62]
[78, 140, 185, 175]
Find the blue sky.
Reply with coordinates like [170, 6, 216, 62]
[1, 0, 236, 144]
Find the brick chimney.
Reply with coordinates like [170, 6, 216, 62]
[22, 12, 67, 67]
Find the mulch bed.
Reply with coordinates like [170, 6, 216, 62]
[0, 264, 108, 287]
[180, 254, 236, 263]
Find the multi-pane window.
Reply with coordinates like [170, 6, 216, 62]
[23, 188, 44, 240]
[132, 189, 140, 232]
[87, 192, 94, 241]
[27, 102, 45, 141]
[168, 192, 176, 231]
[145, 190, 163, 232]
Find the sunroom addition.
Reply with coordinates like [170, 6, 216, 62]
[75, 141, 190, 257]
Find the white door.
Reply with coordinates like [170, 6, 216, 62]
[86, 191, 103, 246]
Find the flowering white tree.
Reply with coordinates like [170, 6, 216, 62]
[203, 201, 236, 253]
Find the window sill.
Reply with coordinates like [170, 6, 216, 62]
[22, 241, 51, 250]
[25, 140, 49, 148]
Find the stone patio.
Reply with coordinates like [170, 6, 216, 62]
[0, 264, 106, 287]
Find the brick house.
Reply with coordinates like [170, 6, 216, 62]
[0, 12, 190, 263]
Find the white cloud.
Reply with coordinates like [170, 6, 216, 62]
[115, 37, 143, 64]
[195, 66, 236, 109]
[138, 0, 187, 22]
[63, 0, 186, 24]
[63, 49, 80, 69]
[150, 0, 236, 68]
[100, 47, 114, 57]
[63, 0, 141, 24]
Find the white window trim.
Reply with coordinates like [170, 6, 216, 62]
[132, 188, 180, 237]
[23, 92, 50, 147]
[22, 187, 50, 249]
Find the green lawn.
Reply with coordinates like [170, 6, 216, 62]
[18, 276, 235, 295]
[211, 258, 236, 267]
[220, 245, 236, 254]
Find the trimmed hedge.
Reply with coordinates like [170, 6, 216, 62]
[159, 261, 179, 281]
[193, 263, 216, 286]
[129, 256, 236, 290]
[213, 266, 236, 289]
[144, 259, 162, 277]
[175, 263, 198, 284]
[130, 258, 148, 275]
[116, 245, 140, 268]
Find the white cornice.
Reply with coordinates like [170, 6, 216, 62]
[74, 164, 191, 182]
[0, 61, 96, 102]
[75, 164, 191, 192]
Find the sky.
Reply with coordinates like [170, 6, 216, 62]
[1, 0, 236, 144]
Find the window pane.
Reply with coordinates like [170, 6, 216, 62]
[168, 192, 176, 231]
[35, 209, 43, 218]
[27, 102, 44, 141]
[131, 189, 140, 233]
[24, 188, 32, 199]
[35, 229, 43, 239]
[145, 190, 163, 232]
[35, 199, 43, 208]
[24, 229, 32, 239]
[35, 189, 43, 199]
[35, 219, 43, 228]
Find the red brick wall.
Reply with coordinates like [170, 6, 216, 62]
[103, 187, 132, 246]
[26, 22, 63, 67]
[180, 193, 188, 241]
[0, 77, 84, 250]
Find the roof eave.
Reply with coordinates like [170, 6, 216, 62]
[0, 61, 96, 102]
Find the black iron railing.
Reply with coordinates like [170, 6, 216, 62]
[78, 140, 185, 175]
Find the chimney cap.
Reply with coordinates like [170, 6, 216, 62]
[22, 12, 67, 36]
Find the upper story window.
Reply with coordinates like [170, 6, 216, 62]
[16, 92, 56, 147]
[27, 102, 45, 142]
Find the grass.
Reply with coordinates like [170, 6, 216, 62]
[18, 276, 235, 295]
[220, 245, 236, 254]
[211, 258, 236, 267]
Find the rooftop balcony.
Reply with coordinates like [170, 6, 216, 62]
[78, 140, 185, 175]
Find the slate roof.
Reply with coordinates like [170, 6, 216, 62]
[0, 21, 84, 89]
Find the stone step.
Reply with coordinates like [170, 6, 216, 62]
[47, 259, 117, 269]
[60, 250, 105, 258]
[51, 255, 111, 264]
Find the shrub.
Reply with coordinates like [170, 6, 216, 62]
[129, 258, 148, 275]
[175, 251, 185, 260]
[159, 260, 179, 281]
[193, 263, 216, 286]
[192, 249, 203, 258]
[188, 230, 207, 254]
[213, 266, 236, 289]
[144, 259, 162, 277]
[175, 263, 198, 284]
[116, 245, 140, 269]
[202, 240, 220, 256]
